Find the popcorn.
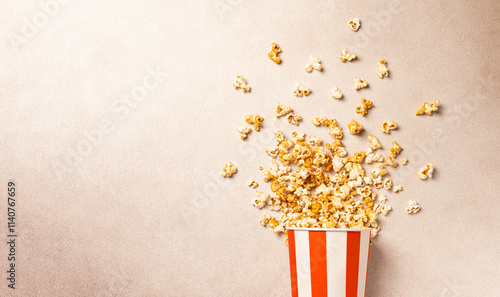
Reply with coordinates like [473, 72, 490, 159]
[389, 141, 403, 158]
[293, 83, 311, 96]
[305, 56, 322, 72]
[237, 123, 252, 140]
[248, 180, 259, 188]
[368, 135, 382, 151]
[371, 163, 389, 177]
[384, 156, 399, 168]
[401, 158, 408, 165]
[393, 185, 403, 193]
[292, 131, 306, 141]
[347, 119, 364, 134]
[378, 194, 387, 203]
[377, 59, 389, 78]
[221, 162, 237, 177]
[374, 203, 392, 216]
[253, 191, 270, 208]
[380, 120, 398, 134]
[274, 103, 293, 117]
[366, 152, 384, 164]
[245, 114, 264, 131]
[355, 99, 373, 116]
[339, 50, 357, 62]
[312, 117, 343, 139]
[259, 166, 263, 170]
[348, 18, 360, 31]
[309, 135, 322, 146]
[233, 75, 250, 92]
[416, 100, 440, 115]
[259, 212, 271, 226]
[330, 87, 343, 99]
[406, 200, 420, 214]
[417, 163, 434, 180]
[383, 178, 392, 190]
[353, 78, 368, 90]
[267, 42, 282, 64]
[286, 114, 302, 126]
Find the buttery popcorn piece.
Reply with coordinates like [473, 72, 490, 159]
[312, 117, 343, 139]
[259, 166, 263, 170]
[417, 163, 434, 180]
[406, 200, 421, 214]
[274, 103, 293, 118]
[245, 114, 264, 131]
[416, 100, 440, 115]
[253, 191, 270, 208]
[259, 212, 271, 226]
[368, 135, 382, 151]
[347, 119, 364, 134]
[237, 124, 252, 140]
[348, 18, 360, 31]
[339, 50, 357, 62]
[377, 59, 389, 78]
[309, 135, 322, 146]
[353, 78, 368, 90]
[233, 75, 250, 92]
[330, 87, 343, 99]
[293, 83, 311, 96]
[248, 180, 259, 189]
[389, 141, 403, 158]
[286, 114, 302, 126]
[366, 152, 384, 164]
[393, 185, 403, 193]
[355, 98, 373, 116]
[371, 163, 389, 177]
[401, 158, 408, 165]
[305, 56, 322, 72]
[221, 162, 237, 178]
[267, 42, 282, 64]
[380, 120, 398, 134]
[379, 194, 387, 203]
[383, 178, 392, 190]
[384, 156, 399, 168]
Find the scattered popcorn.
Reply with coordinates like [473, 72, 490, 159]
[293, 83, 311, 96]
[377, 59, 389, 78]
[312, 117, 343, 139]
[305, 56, 322, 72]
[291, 131, 306, 141]
[248, 180, 259, 188]
[355, 98, 373, 116]
[347, 119, 364, 134]
[393, 185, 403, 193]
[286, 114, 302, 126]
[259, 212, 271, 226]
[379, 194, 387, 203]
[237, 123, 252, 140]
[353, 78, 368, 90]
[384, 156, 399, 168]
[339, 50, 357, 62]
[406, 200, 420, 214]
[417, 163, 434, 180]
[389, 141, 403, 158]
[245, 114, 264, 131]
[309, 135, 322, 146]
[233, 75, 250, 92]
[330, 87, 343, 99]
[368, 135, 382, 151]
[267, 42, 282, 64]
[416, 100, 440, 115]
[401, 158, 408, 165]
[348, 18, 360, 31]
[253, 191, 270, 208]
[371, 163, 389, 178]
[366, 152, 384, 164]
[374, 203, 392, 216]
[380, 120, 398, 134]
[221, 162, 237, 178]
[273, 103, 293, 118]
[383, 178, 392, 190]
[259, 166, 263, 170]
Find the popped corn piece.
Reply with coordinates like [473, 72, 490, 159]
[348, 18, 360, 31]
[305, 56, 322, 72]
[221, 162, 237, 178]
[309, 135, 322, 146]
[416, 100, 440, 115]
[259, 166, 263, 170]
[286, 114, 302, 126]
[291, 131, 306, 141]
[330, 87, 343, 99]
[348, 151, 366, 163]
[401, 158, 408, 165]
[374, 203, 392, 216]
[406, 200, 420, 214]
[259, 212, 271, 226]
[366, 152, 384, 164]
[267, 42, 282, 64]
[383, 178, 393, 190]
[417, 163, 434, 180]
[245, 114, 264, 131]
[312, 117, 343, 139]
[274, 103, 293, 118]
[248, 180, 259, 188]
[353, 78, 368, 90]
[373, 176, 384, 188]
[393, 185, 403, 193]
[237, 123, 252, 140]
[233, 75, 250, 92]
[339, 50, 357, 62]
[371, 163, 389, 177]
[253, 191, 270, 208]
[384, 156, 399, 168]
[377, 59, 389, 79]
[293, 83, 311, 96]
[368, 135, 382, 151]
[389, 141, 403, 158]
[380, 120, 398, 134]
[355, 99, 373, 116]
[379, 194, 387, 203]
[268, 217, 279, 228]
[347, 119, 364, 134]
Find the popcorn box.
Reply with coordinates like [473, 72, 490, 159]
[287, 228, 372, 297]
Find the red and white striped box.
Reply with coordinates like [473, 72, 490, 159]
[287, 228, 372, 297]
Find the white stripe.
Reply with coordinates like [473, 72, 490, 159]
[356, 230, 371, 297]
[326, 231, 347, 297]
[294, 231, 312, 297]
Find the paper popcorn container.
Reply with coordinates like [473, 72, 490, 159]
[287, 228, 372, 297]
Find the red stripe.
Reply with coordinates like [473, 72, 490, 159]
[309, 231, 328, 297]
[346, 232, 361, 297]
[288, 230, 299, 297]
[363, 231, 372, 297]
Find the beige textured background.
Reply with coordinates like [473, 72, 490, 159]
[0, 0, 499, 296]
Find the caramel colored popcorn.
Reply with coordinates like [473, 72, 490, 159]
[347, 119, 364, 134]
[274, 103, 293, 118]
[417, 163, 434, 180]
[406, 200, 420, 214]
[401, 158, 408, 165]
[355, 98, 373, 116]
[293, 83, 311, 96]
[312, 117, 343, 139]
[330, 87, 343, 99]
[384, 156, 399, 168]
[221, 162, 237, 178]
[248, 180, 259, 189]
[371, 163, 389, 177]
[286, 114, 302, 126]
[416, 100, 440, 115]
[368, 135, 382, 151]
[245, 114, 264, 131]
[339, 50, 357, 62]
[305, 56, 322, 72]
[237, 123, 252, 140]
[348, 18, 360, 31]
[253, 191, 270, 208]
[380, 120, 398, 134]
[233, 75, 250, 92]
[353, 78, 368, 90]
[377, 59, 389, 78]
[259, 212, 271, 226]
[389, 141, 403, 158]
[366, 152, 384, 164]
[267, 42, 282, 64]
[309, 135, 322, 146]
